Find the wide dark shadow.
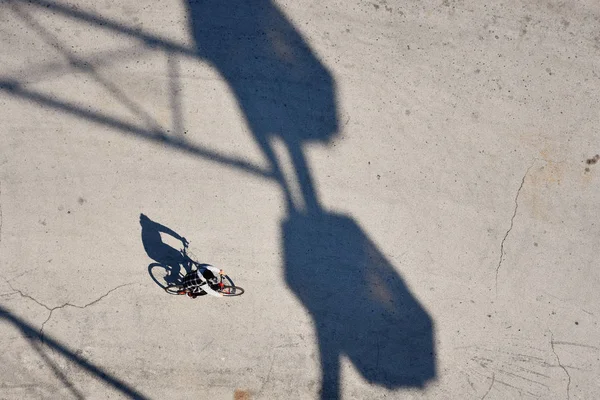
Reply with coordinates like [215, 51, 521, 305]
[2, 0, 272, 181]
[184, 0, 337, 213]
[284, 213, 434, 398]
[2, 1, 436, 397]
[0, 305, 148, 399]
[185, 1, 436, 398]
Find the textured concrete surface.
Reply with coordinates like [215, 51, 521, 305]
[1, 0, 599, 399]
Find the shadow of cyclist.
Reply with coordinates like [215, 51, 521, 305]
[140, 213, 190, 284]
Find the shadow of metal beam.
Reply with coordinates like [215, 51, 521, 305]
[9, 2, 165, 134]
[28, 338, 86, 399]
[7, 0, 197, 58]
[5, 45, 148, 85]
[3, 0, 275, 180]
[0, 305, 149, 400]
[0, 79, 272, 180]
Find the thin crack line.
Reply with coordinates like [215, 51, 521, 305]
[4, 277, 57, 342]
[495, 162, 535, 294]
[533, 157, 567, 164]
[8, 266, 44, 282]
[481, 373, 495, 400]
[3, 279, 135, 341]
[550, 330, 571, 400]
[553, 341, 600, 350]
[39, 310, 54, 341]
[40, 283, 136, 340]
[65, 283, 135, 309]
[4, 278, 52, 311]
[257, 352, 276, 397]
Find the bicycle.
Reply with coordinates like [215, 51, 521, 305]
[163, 247, 244, 297]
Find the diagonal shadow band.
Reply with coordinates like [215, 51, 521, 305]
[7, 2, 167, 135]
[0, 305, 149, 399]
[6, 0, 196, 58]
[0, 79, 272, 180]
[3, 1, 438, 398]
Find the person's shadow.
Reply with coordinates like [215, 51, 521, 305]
[140, 214, 190, 286]
[185, 1, 436, 398]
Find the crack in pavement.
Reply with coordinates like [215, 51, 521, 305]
[40, 283, 136, 340]
[481, 373, 495, 400]
[4, 278, 53, 311]
[257, 352, 276, 397]
[3, 279, 135, 341]
[8, 265, 45, 282]
[550, 330, 571, 400]
[495, 162, 535, 295]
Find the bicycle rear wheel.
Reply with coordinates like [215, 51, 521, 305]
[220, 285, 244, 296]
[220, 274, 236, 286]
[165, 284, 186, 295]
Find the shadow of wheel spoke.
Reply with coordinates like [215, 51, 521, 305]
[148, 263, 180, 289]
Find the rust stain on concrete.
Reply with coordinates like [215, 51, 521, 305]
[234, 389, 251, 400]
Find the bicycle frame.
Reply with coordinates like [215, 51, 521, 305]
[173, 247, 244, 296]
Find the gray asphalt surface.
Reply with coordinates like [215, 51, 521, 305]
[1, 0, 599, 399]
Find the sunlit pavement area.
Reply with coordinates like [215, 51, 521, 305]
[1, 0, 599, 399]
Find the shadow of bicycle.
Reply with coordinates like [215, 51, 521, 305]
[148, 262, 187, 289]
[141, 214, 193, 288]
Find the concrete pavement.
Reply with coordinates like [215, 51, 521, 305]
[1, 0, 599, 398]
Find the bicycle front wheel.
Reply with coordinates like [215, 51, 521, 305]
[220, 285, 244, 297]
[165, 284, 186, 295]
